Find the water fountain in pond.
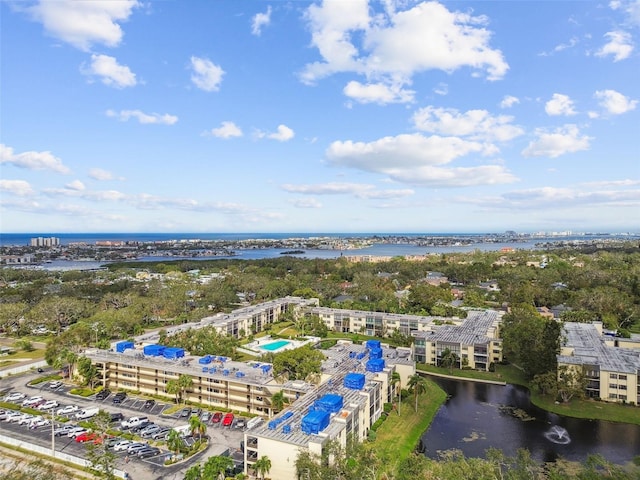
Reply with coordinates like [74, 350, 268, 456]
[544, 425, 571, 445]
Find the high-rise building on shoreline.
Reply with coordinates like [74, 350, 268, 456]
[30, 236, 60, 247]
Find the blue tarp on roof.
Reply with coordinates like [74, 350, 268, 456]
[143, 344, 165, 356]
[314, 394, 343, 413]
[163, 347, 185, 359]
[369, 347, 383, 359]
[366, 340, 381, 350]
[366, 358, 385, 372]
[344, 372, 366, 390]
[198, 355, 212, 364]
[115, 341, 134, 353]
[301, 410, 330, 434]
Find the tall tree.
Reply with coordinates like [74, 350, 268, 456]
[254, 456, 272, 480]
[407, 374, 427, 413]
[390, 371, 401, 416]
[85, 410, 117, 479]
[440, 348, 458, 373]
[202, 455, 233, 480]
[270, 390, 288, 416]
[189, 414, 207, 441]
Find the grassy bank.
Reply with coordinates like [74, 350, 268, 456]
[420, 363, 640, 426]
[372, 378, 447, 476]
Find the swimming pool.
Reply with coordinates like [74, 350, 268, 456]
[259, 340, 291, 351]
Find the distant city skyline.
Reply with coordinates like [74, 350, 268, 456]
[1, 1, 638, 233]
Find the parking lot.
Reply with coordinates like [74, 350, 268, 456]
[0, 381, 246, 478]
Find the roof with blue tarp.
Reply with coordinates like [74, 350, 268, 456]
[301, 410, 330, 434]
[366, 340, 381, 350]
[344, 372, 365, 390]
[162, 347, 185, 359]
[116, 341, 134, 353]
[143, 344, 165, 356]
[314, 393, 343, 413]
[366, 358, 385, 372]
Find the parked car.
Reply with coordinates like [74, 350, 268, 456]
[151, 427, 171, 440]
[49, 380, 63, 389]
[234, 418, 246, 429]
[5, 392, 26, 403]
[200, 411, 211, 423]
[22, 396, 44, 407]
[75, 432, 99, 443]
[137, 446, 161, 458]
[17, 414, 35, 425]
[29, 416, 50, 428]
[54, 424, 75, 436]
[95, 389, 111, 400]
[140, 425, 161, 438]
[179, 407, 191, 418]
[109, 412, 124, 423]
[105, 437, 122, 448]
[191, 408, 202, 417]
[222, 412, 234, 427]
[38, 400, 59, 411]
[113, 440, 132, 452]
[67, 427, 88, 438]
[57, 405, 79, 416]
[142, 399, 155, 409]
[113, 392, 127, 403]
[121, 416, 148, 429]
[126, 443, 148, 454]
[211, 412, 223, 423]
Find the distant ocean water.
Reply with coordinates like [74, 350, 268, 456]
[2, 232, 636, 271]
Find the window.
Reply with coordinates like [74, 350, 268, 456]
[619, 375, 627, 380]
[610, 373, 618, 379]
[609, 384, 618, 390]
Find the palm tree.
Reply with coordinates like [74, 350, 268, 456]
[184, 463, 203, 480]
[189, 414, 207, 441]
[407, 374, 427, 413]
[440, 347, 458, 373]
[270, 390, 287, 416]
[203, 455, 233, 480]
[390, 371, 401, 415]
[166, 429, 183, 458]
[178, 374, 194, 404]
[166, 379, 181, 404]
[254, 455, 272, 480]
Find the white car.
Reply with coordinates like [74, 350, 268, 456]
[67, 426, 87, 438]
[38, 400, 59, 411]
[22, 396, 44, 407]
[113, 440, 132, 452]
[28, 416, 50, 428]
[17, 414, 35, 425]
[4, 411, 22, 422]
[49, 380, 63, 389]
[5, 392, 26, 403]
[57, 405, 79, 416]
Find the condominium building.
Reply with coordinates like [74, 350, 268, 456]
[30, 236, 60, 247]
[557, 322, 640, 404]
[412, 310, 503, 371]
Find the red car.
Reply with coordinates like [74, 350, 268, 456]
[75, 432, 99, 443]
[222, 413, 234, 427]
[211, 412, 223, 424]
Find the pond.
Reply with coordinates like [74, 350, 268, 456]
[420, 377, 640, 465]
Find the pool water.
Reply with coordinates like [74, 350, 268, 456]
[260, 340, 291, 351]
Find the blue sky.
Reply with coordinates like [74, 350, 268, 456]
[1, 0, 638, 234]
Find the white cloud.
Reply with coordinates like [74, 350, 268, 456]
[267, 124, 295, 142]
[500, 95, 520, 108]
[65, 180, 85, 191]
[0, 144, 71, 174]
[433, 83, 448, 96]
[343, 81, 414, 104]
[27, 0, 138, 51]
[582, 178, 640, 187]
[281, 182, 415, 199]
[609, 0, 640, 27]
[89, 168, 121, 181]
[412, 106, 524, 142]
[539, 36, 579, 56]
[302, 1, 508, 104]
[594, 89, 638, 115]
[106, 109, 178, 125]
[82, 54, 137, 88]
[251, 6, 272, 36]
[522, 125, 592, 158]
[458, 186, 640, 210]
[0, 179, 34, 196]
[325, 133, 517, 187]
[209, 121, 243, 139]
[290, 198, 323, 208]
[545, 93, 577, 116]
[595, 31, 634, 61]
[190, 56, 224, 92]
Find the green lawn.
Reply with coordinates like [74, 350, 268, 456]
[372, 378, 447, 476]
